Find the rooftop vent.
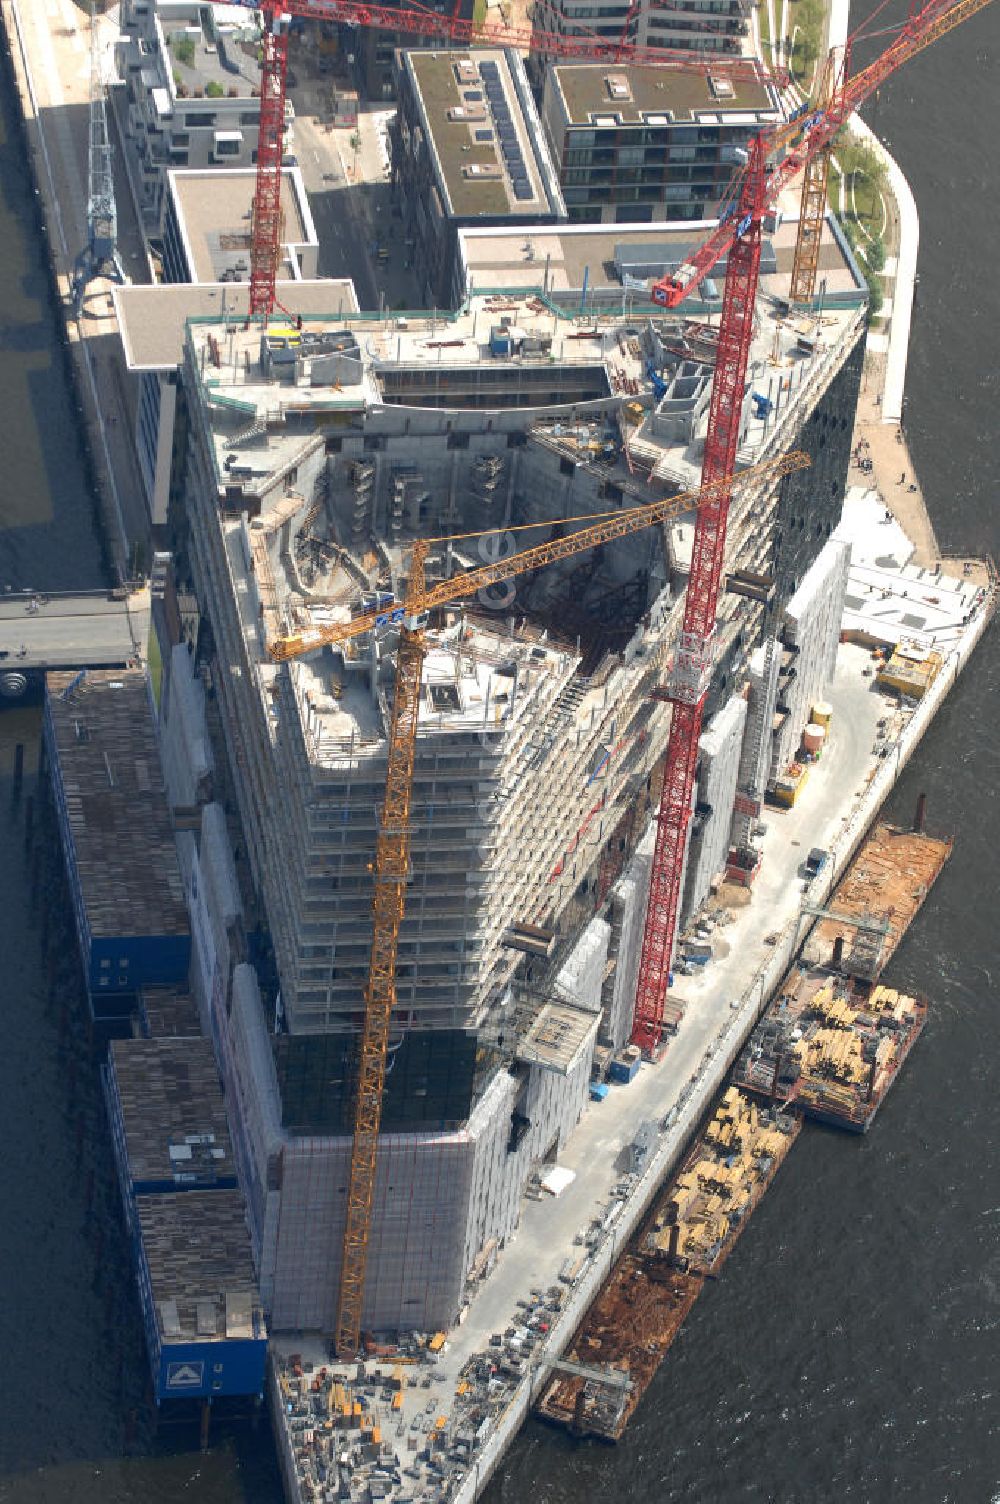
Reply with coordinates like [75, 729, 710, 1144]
[605, 73, 632, 101]
[709, 74, 736, 99]
[463, 162, 503, 179]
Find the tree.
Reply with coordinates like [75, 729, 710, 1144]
[205, 80, 224, 99]
[171, 33, 195, 67]
[836, 134, 886, 193]
[866, 274, 883, 319]
[867, 235, 886, 274]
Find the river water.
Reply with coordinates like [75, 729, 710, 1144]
[1, 4, 998, 1500]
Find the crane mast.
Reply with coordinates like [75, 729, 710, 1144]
[334, 548, 429, 1358]
[631, 139, 768, 1058]
[250, 11, 292, 319]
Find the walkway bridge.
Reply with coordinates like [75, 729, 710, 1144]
[0, 586, 151, 697]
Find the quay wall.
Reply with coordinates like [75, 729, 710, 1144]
[451, 586, 996, 1503]
[0, 0, 129, 578]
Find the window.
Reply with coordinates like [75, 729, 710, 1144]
[506, 432, 527, 449]
[325, 435, 343, 453]
[447, 431, 469, 450]
[363, 434, 385, 452]
[559, 456, 575, 476]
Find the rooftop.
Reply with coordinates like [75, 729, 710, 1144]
[549, 63, 777, 127]
[403, 49, 557, 219]
[459, 214, 863, 304]
[109, 1038, 236, 1190]
[167, 167, 316, 284]
[160, 10, 260, 100]
[137, 1190, 264, 1346]
[45, 670, 188, 940]
[115, 279, 359, 370]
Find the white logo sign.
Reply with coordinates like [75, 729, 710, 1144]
[166, 1361, 205, 1390]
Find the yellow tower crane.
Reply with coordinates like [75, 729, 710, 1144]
[268, 447, 810, 1359]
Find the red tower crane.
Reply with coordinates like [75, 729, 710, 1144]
[629, 0, 995, 1058]
[231, 0, 784, 319]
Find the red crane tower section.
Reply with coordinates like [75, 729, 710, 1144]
[630, 0, 995, 1056]
[630, 140, 766, 1058]
[249, 12, 291, 318]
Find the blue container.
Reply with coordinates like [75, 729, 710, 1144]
[590, 1082, 609, 1102]
[609, 1055, 641, 1085]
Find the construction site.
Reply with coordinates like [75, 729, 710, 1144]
[4, 0, 998, 1494]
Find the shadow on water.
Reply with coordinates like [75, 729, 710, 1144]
[0, 50, 106, 591]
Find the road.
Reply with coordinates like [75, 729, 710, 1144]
[286, 68, 423, 312]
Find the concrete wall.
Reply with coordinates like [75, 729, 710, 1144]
[682, 691, 747, 921]
[601, 826, 653, 1052]
[773, 536, 851, 774]
[159, 641, 213, 810]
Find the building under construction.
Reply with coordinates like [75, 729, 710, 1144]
[136, 214, 869, 1335]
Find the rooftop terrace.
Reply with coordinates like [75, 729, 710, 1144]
[137, 1190, 264, 1346]
[161, 11, 259, 100]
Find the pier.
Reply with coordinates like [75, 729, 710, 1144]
[0, 586, 150, 674]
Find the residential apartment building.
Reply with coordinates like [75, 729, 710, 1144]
[116, 0, 290, 232]
[528, 0, 755, 90]
[391, 48, 566, 308]
[540, 64, 781, 222]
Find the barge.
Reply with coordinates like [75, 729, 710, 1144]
[733, 973, 927, 1132]
[802, 818, 952, 977]
[536, 1088, 800, 1441]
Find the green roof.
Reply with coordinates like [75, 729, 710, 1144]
[408, 50, 544, 219]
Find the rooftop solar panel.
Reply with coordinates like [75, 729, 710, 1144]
[474, 128, 494, 142]
[513, 182, 533, 200]
[464, 90, 483, 101]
